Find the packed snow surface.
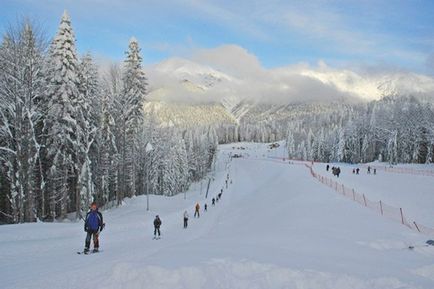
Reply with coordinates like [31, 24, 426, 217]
[323, 161, 434, 226]
[1, 143, 434, 289]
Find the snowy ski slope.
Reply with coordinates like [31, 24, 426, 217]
[1, 143, 434, 289]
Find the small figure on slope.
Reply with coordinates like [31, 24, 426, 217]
[204, 203, 208, 212]
[194, 203, 200, 218]
[183, 210, 189, 228]
[154, 215, 162, 239]
[83, 202, 104, 254]
[212, 198, 216, 206]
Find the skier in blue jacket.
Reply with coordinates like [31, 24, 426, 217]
[83, 202, 104, 253]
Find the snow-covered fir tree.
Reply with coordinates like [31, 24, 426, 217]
[43, 11, 82, 219]
[117, 37, 147, 200]
[0, 20, 45, 222]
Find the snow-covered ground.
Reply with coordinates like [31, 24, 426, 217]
[322, 161, 434, 227]
[1, 143, 434, 289]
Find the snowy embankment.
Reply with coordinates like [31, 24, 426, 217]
[1, 143, 434, 289]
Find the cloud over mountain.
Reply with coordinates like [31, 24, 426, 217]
[146, 45, 434, 106]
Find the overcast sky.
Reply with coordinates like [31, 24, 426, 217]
[1, 0, 434, 74]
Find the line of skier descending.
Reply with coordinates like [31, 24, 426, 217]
[81, 170, 233, 253]
[180, 172, 231, 231]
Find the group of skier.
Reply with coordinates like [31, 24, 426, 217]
[326, 165, 341, 178]
[366, 166, 377, 175]
[352, 168, 361, 174]
[183, 185, 226, 229]
[325, 164, 378, 178]
[82, 173, 232, 253]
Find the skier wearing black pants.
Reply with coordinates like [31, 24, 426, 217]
[154, 215, 162, 238]
[183, 211, 189, 228]
[84, 202, 104, 253]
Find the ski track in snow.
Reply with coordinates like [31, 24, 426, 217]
[1, 143, 434, 289]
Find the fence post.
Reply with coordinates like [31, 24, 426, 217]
[413, 221, 421, 233]
[379, 200, 383, 216]
[400, 208, 404, 225]
[352, 189, 356, 201]
[363, 194, 367, 207]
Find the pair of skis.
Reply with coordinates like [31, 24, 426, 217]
[77, 249, 101, 255]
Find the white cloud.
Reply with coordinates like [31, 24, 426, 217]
[147, 44, 434, 105]
[192, 45, 264, 78]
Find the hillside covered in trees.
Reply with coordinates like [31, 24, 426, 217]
[0, 12, 217, 223]
[1, 11, 433, 224]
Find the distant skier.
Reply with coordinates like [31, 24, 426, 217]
[194, 203, 200, 218]
[326, 164, 330, 171]
[204, 203, 208, 212]
[373, 168, 377, 175]
[367, 166, 371, 174]
[83, 202, 104, 254]
[153, 215, 162, 239]
[352, 168, 355, 174]
[336, 167, 341, 178]
[356, 168, 360, 175]
[212, 198, 216, 206]
[183, 211, 189, 229]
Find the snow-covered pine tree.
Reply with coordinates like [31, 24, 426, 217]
[286, 130, 295, 159]
[43, 11, 81, 219]
[100, 63, 123, 205]
[119, 37, 147, 200]
[76, 53, 99, 218]
[0, 20, 45, 223]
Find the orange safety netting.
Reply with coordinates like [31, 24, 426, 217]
[362, 164, 434, 177]
[305, 163, 434, 236]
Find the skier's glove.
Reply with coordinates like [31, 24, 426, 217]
[84, 226, 88, 232]
[100, 223, 105, 232]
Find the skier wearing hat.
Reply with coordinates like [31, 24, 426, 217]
[153, 215, 162, 239]
[83, 202, 104, 254]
